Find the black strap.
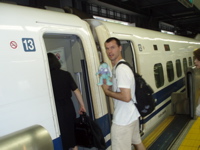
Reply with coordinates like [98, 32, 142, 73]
[115, 61, 136, 101]
[116, 61, 135, 75]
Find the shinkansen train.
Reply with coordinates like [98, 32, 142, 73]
[1, 2, 200, 150]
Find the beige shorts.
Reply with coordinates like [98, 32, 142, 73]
[111, 119, 141, 150]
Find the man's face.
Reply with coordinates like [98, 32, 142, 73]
[105, 40, 122, 64]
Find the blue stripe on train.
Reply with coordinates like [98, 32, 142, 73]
[153, 78, 184, 106]
[143, 78, 185, 123]
[141, 100, 171, 124]
[105, 139, 111, 149]
[53, 137, 63, 150]
[95, 113, 111, 149]
[96, 113, 111, 137]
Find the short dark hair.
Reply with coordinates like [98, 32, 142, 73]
[193, 48, 200, 61]
[105, 37, 121, 46]
[47, 53, 61, 70]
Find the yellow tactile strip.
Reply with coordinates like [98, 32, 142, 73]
[143, 116, 175, 148]
[178, 117, 200, 150]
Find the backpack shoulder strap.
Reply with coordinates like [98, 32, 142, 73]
[116, 61, 129, 68]
[115, 61, 137, 103]
[116, 61, 135, 75]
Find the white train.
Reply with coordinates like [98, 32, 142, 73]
[0, 3, 200, 150]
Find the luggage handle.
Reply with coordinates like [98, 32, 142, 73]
[80, 112, 87, 124]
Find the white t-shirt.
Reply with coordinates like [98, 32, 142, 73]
[112, 60, 140, 125]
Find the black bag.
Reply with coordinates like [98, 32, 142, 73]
[116, 61, 155, 117]
[75, 112, 106, 149]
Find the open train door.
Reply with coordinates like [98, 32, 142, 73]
[43, 33, 97, 150]
[186, 67, 200, 119]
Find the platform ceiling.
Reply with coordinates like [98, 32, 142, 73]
[97, 0, 200, 37]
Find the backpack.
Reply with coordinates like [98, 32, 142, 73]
[116, 61, 155, 117]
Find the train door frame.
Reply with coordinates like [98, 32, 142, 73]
[119, 39, 147, 132]
[41, 30, 97, 150]
[43, 33, 95, 113]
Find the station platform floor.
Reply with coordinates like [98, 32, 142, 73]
[143, 115, 200, 150]
[178, 117, 200, 150]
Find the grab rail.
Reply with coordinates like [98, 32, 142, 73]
[0, 125, 53, 150]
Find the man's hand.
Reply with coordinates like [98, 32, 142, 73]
[101, 84, 110, 95]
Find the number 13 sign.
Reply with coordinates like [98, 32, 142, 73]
[22, 38, 36, 52]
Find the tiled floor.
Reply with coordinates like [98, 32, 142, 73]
[178, 117, 200, 150]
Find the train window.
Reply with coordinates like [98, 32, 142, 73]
[166, 61, 174, 82]
[153, 45, 158, 50]
[183, 58, 188, 73]
[164, 44, 170, 51]
[188, 57, 192, 66]
[154, 63, 164, 88]
[176, 59, 182, 77]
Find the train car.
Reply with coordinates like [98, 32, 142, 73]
[86, 19, 200, 137]
[1, 2, 200, 150]
[0, 3, 110, 150]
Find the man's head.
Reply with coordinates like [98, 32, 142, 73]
[105, 37, 121, 47]
[104, 37, 122, 65]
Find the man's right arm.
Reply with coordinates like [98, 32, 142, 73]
[102, 84, 131, 102]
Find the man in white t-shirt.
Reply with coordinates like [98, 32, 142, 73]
[101, 37, 146, 150]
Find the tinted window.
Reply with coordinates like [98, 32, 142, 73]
[164, 44, 170, 51]
[166, 61, 174, 82]
[176, 59, 182, 77]
[154, 63, 164, 88]
[153, 45, 158, 50]
[188, 57, 192, 66]
[183, 58, 188, 73]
